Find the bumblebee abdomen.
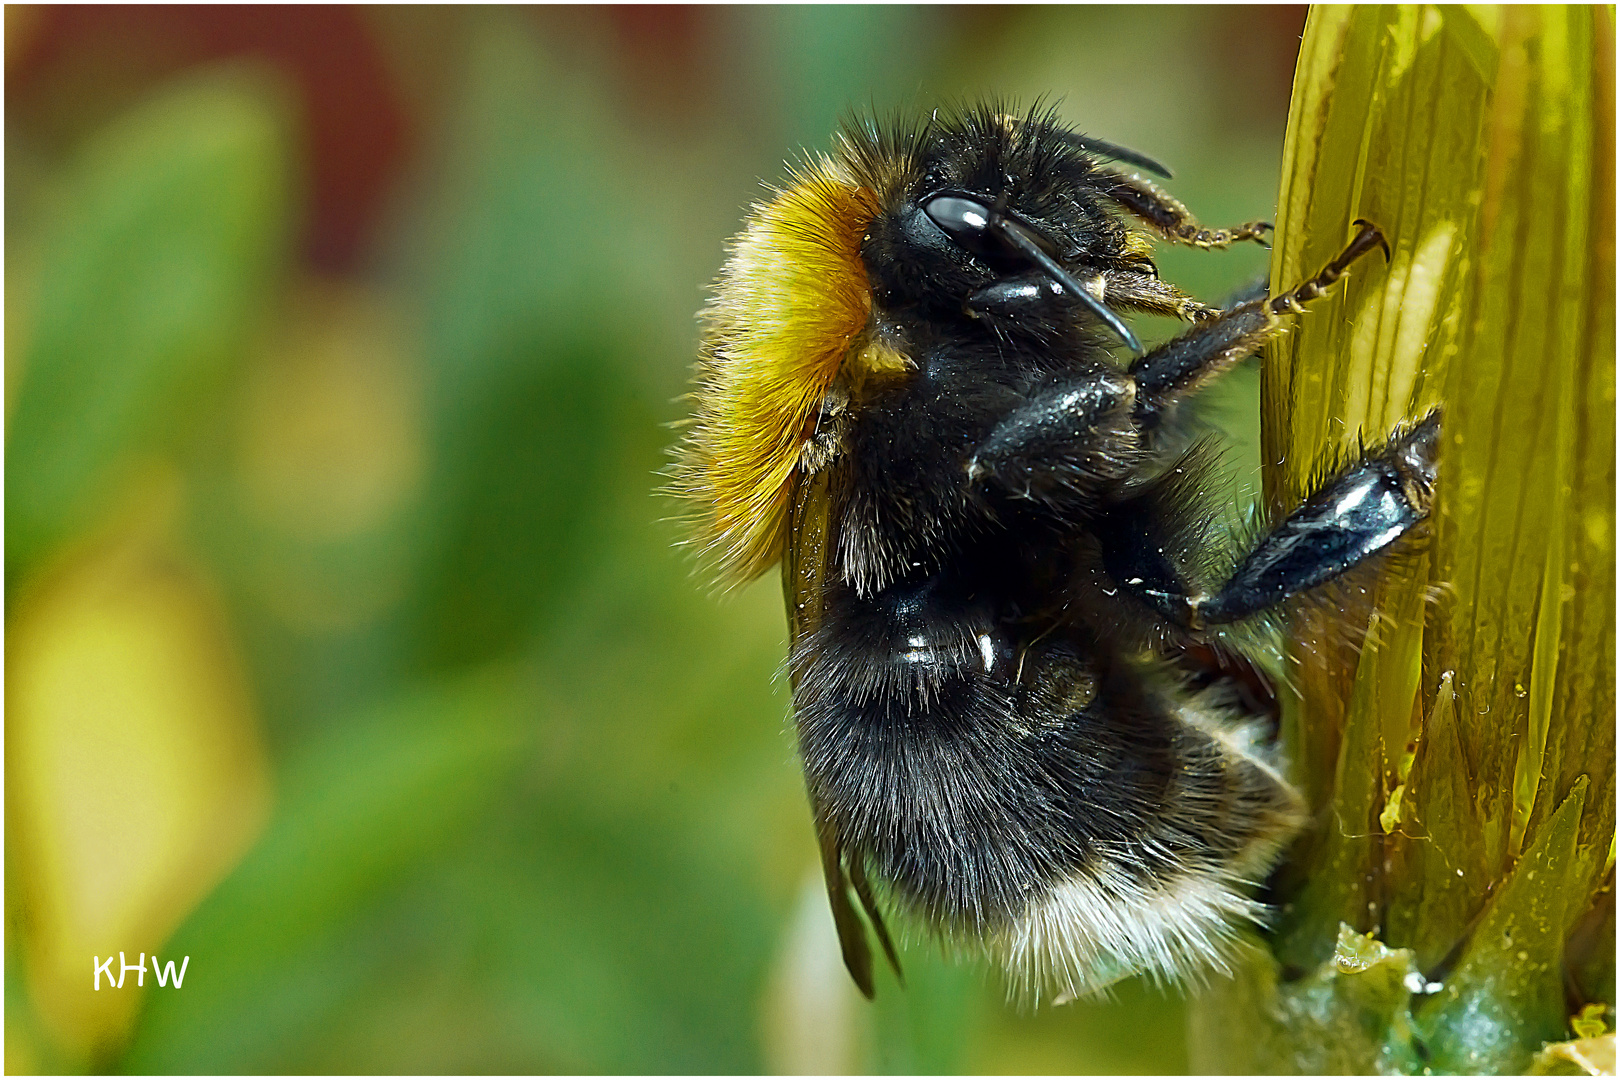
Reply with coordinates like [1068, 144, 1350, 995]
[794, 574, 1304, 1000]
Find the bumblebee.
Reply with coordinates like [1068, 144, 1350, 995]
[673, 102, 1439, 1002]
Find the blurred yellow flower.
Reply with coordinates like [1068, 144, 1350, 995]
[7, 478, 271, 1062]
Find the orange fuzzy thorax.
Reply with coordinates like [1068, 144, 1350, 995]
[674, 154, 892, 586]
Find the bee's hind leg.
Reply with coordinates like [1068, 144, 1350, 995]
[1105, 411, 1442, 631]
[1188, 410, 1441, 629]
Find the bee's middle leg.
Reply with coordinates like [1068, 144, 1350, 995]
[1128, 220, 1390, 419]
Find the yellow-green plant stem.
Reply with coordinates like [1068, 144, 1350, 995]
[1190, 7, 1615, 1073]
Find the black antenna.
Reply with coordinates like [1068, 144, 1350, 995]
[1063, 132, 1174, 180]
[992, 217, 1143, 355]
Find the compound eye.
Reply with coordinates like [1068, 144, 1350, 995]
[921, 190, 1142, 354]
[921, 193, 1001, 261]
[921, 192, 1060, 269]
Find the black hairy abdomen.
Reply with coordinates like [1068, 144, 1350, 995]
[794, 534, 1277, 933]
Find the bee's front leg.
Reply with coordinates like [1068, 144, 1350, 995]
[1097, 167, 1274, 250]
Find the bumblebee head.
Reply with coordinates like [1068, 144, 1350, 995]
[855, 105, 1156, 350]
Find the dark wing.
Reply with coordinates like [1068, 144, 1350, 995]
[783, 464, 903, 998]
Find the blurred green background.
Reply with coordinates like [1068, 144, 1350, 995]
[5, 6, 1305, 1073]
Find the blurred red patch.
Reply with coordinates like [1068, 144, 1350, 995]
[10, 5, 412, 272]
